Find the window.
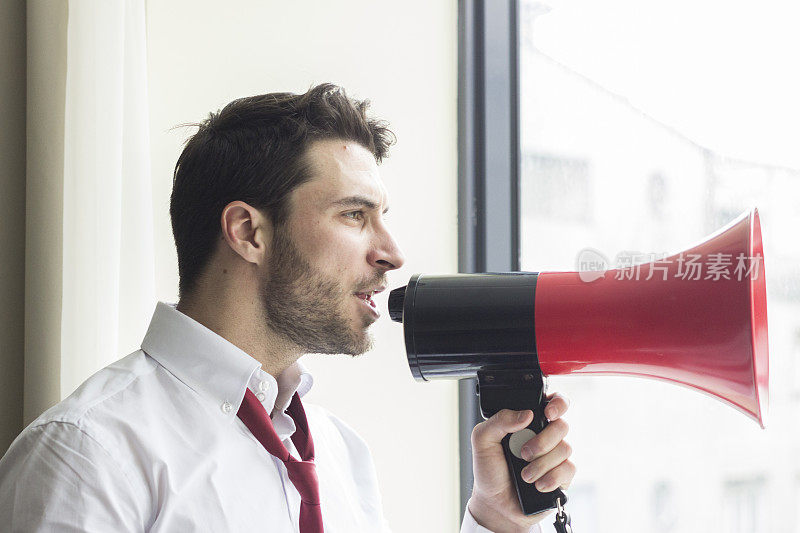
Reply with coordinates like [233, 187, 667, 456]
[517, 0, 799, 530]
[722, 478, 768, 533]
[651, 481, 678, 533]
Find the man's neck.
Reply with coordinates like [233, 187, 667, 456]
[176, 294, 303, 379]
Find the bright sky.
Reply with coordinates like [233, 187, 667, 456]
[529, 0, 800, 170]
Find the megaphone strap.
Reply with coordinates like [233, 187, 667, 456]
[554, 497, 574, 533]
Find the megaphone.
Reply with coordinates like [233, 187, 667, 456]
[388, 208, 768, 517]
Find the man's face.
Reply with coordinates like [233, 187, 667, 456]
[259, 139, 405, 355]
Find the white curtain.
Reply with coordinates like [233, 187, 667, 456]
[61, 0, 155, 397]
[25, 0, 154, 421]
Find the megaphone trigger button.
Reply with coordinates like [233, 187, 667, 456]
[508, 428, 537, 460]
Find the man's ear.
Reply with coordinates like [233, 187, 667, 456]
[219, 201, 273, 266]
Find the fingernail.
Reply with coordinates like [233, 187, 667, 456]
[521, 467, 535, 483]
[521, 446, 533, 462]
[535, 479, 551, 492]
[517, 411, 528, 423]
[545, 406, 556, 420]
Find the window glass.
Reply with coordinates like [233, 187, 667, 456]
[519, 1, 799, 531]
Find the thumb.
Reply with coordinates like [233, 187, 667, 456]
[471, 409, 533, 454]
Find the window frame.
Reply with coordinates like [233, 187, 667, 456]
[457, 0, 521, 517]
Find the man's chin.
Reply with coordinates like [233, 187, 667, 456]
[306, 326, 373, 356]
[346, 329, 374, 356]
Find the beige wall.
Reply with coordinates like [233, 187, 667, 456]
[0, 0, 26, 453]
[146, 1, 460, 531]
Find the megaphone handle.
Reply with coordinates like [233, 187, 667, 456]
[476, 369, 568, 516]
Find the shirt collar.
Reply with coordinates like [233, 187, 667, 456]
[141, 301, 313, 421]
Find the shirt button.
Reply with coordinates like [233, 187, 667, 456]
[256, 392, 266, 402]
[221, 401, 232, 414]
[258, 380, 269, 392]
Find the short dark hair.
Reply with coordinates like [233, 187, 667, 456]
[169, 83, 395, 300]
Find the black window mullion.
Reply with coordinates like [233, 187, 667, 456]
[457, 0, 520, 519]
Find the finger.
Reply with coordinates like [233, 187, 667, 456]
[543, 392, 570, 421]
[532, 459, 576, 492]
[471, 409, 533, 454]
[521, 440, 573, 486]
[520, 418, 569, 461]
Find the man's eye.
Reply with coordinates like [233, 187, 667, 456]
[344, 211, 364, 221]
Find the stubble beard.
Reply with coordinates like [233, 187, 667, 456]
[259, 225, 376, 356]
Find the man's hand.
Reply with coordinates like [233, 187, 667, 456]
[467, 393, 575, 533]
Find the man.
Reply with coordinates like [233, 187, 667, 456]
[0, 84, 574, 532]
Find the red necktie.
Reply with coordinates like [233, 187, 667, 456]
[237, 388, 324, 533]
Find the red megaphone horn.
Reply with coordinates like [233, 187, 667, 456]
[535, 207, 768, 428]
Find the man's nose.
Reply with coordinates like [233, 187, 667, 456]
[368, 228, 405, 272]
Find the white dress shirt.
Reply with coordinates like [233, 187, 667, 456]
[0, 301, 517, 532]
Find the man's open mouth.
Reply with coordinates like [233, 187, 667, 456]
[354, 287, 385, 311]
[354, 291, 377, 309]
